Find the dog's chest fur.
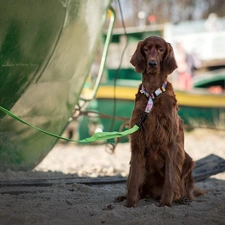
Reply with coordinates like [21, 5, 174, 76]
[130, 87, 178, 171]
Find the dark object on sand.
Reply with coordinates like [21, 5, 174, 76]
[0, 154, 224, 189]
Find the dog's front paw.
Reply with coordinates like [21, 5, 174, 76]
[126, 198, 138, 208]
[159, 200, 172, 207]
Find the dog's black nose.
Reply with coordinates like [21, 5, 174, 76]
[149, 60, 157, 67]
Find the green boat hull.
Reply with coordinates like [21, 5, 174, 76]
[0, 0, 112, 171]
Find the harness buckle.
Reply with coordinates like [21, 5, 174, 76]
[136, 112, 148, 128]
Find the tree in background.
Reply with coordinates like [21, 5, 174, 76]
[112, 0, 225, 28]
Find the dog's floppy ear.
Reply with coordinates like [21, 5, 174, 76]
[162, 43, 178, 75]
[130, 41, 146, 73]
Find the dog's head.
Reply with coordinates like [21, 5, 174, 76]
[130, 36, 177, 76]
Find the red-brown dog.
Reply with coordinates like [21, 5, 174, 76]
[116, 36, 205, 207]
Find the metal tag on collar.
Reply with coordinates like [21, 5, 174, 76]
[145, 97, 153, 113]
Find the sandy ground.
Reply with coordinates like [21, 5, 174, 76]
[0, 128, 225, 225]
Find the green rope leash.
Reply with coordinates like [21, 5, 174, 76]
[0, 106, 139, 143]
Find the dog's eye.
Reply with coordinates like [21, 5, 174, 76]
[143, 47, 149, 53]
[158, 48, 164, 53]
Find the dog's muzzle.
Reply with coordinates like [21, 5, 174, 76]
[148, 60, 157, 67]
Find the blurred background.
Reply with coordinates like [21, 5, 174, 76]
[77, 0, 225, 143]
[111, 0, 224, 27]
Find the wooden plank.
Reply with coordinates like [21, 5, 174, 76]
[193, 154, 225, 182]
[0, 154, 224, 188]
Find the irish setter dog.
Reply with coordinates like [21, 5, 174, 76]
[116, 36, 205, 207]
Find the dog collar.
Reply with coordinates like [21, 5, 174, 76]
[140, 81, 167, 113]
